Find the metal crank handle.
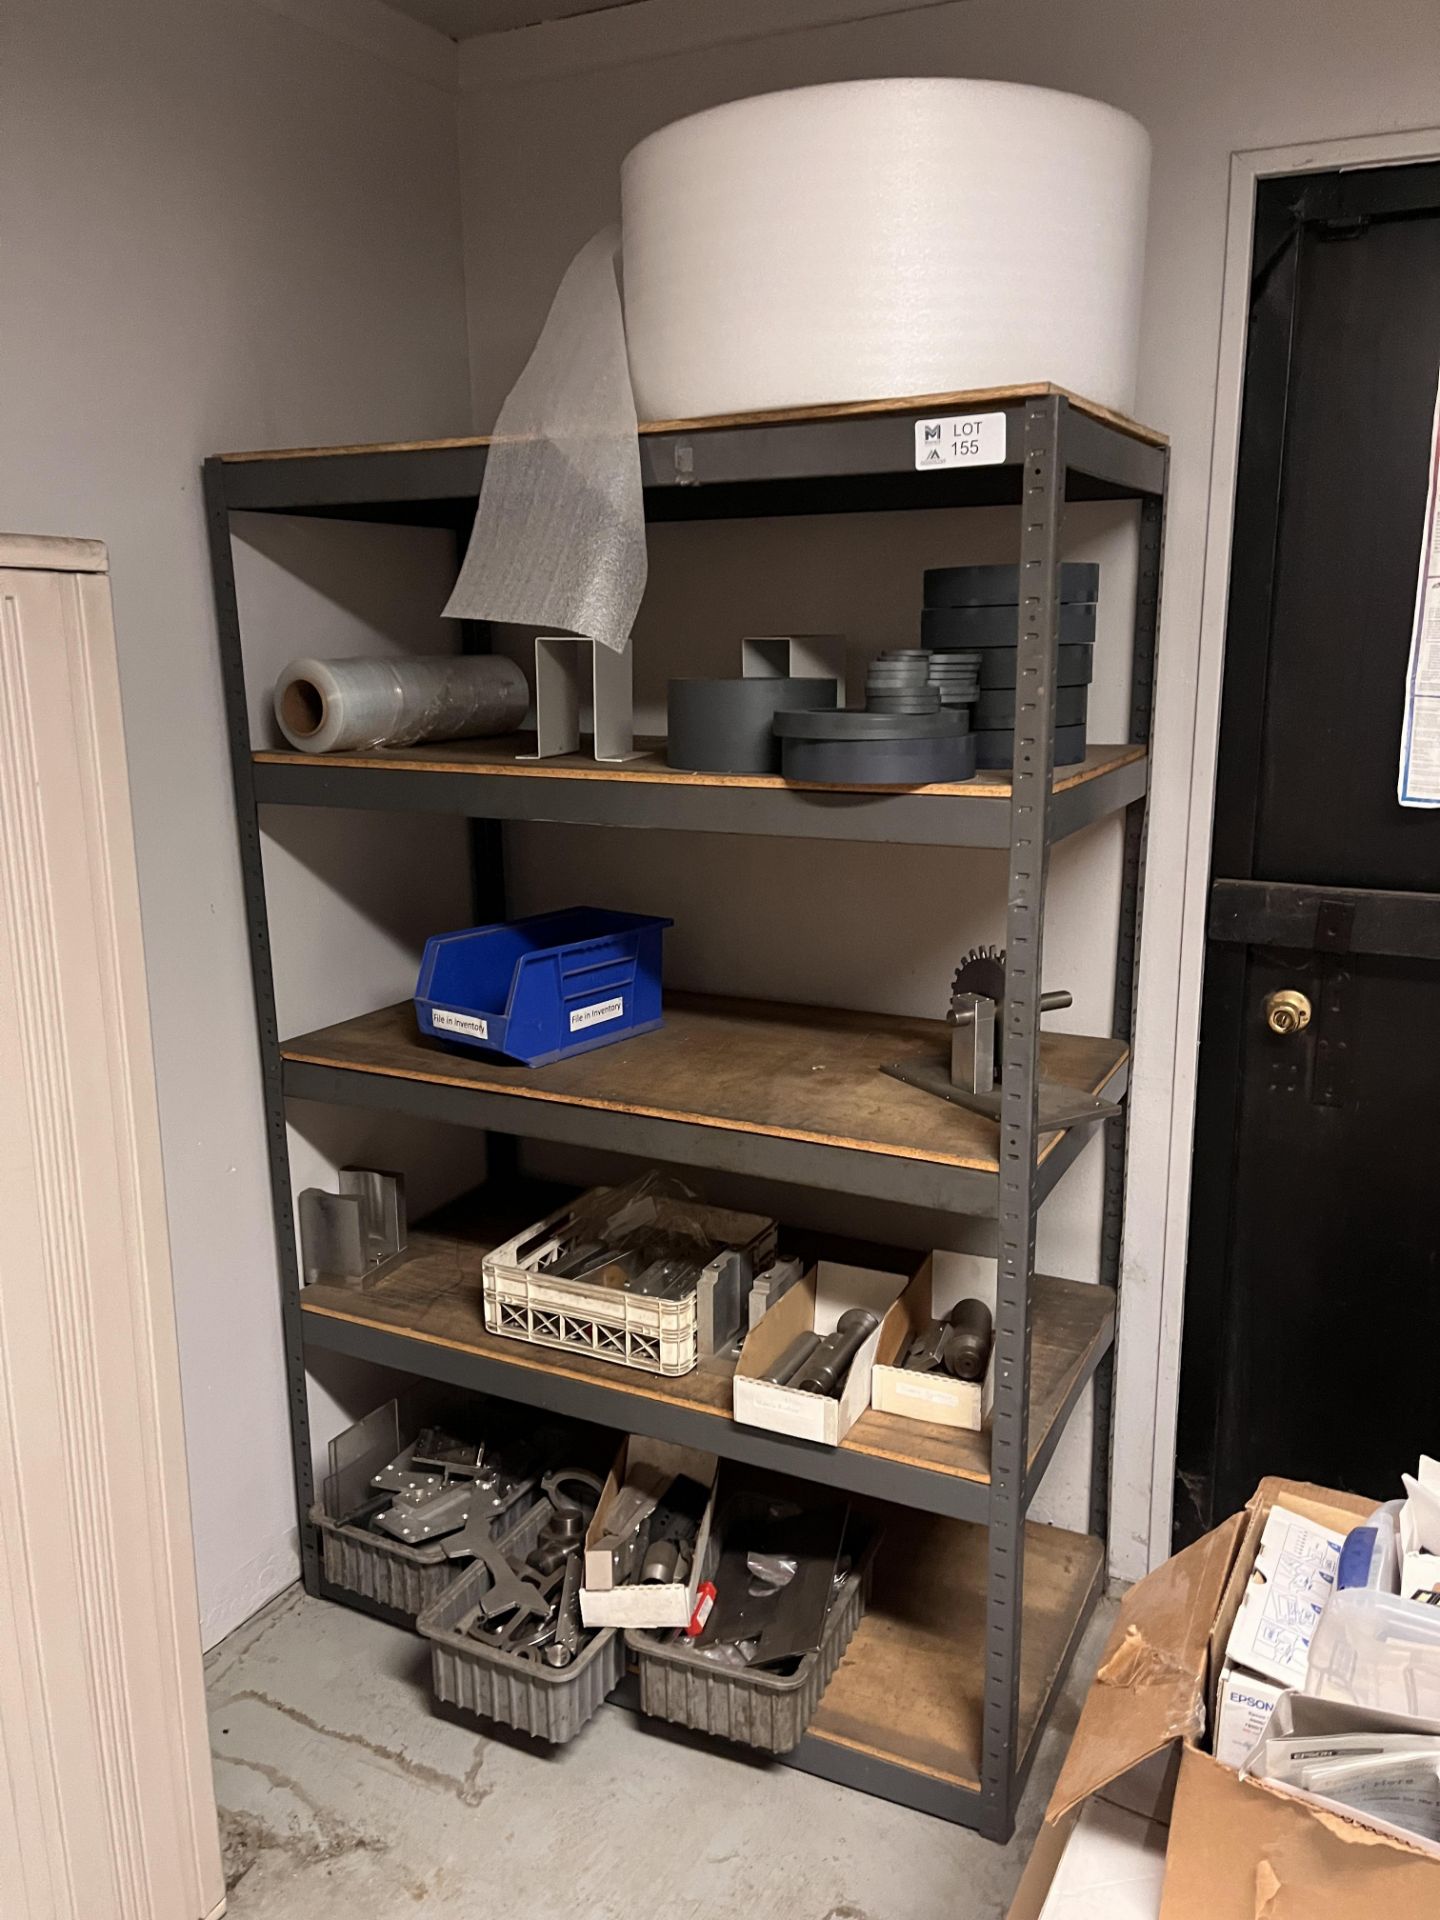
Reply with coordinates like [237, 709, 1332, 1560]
[949, 989, 1072, 1027]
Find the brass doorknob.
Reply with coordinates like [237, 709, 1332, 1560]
[1263, 989, 1312, 1037]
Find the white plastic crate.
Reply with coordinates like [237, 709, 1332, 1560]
[482, 1190, 774, 1378]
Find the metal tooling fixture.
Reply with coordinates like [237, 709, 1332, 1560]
[521, 633, 640, 765]
[884, 945, 1121, 1131]
[298, 1167, 406, 1289]
[206, 388, 1167, 1842]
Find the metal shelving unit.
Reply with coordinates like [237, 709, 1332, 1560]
[205, 383, 1167, 1842]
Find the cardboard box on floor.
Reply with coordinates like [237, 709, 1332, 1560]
[1010, 1476, 1440, 1920]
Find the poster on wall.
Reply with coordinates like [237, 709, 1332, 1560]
[1398, 365, 1440, 807]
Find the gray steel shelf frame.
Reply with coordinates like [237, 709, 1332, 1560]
[204, 390, 1166, 1843]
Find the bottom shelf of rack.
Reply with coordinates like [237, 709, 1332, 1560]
[805, 1512, 1103, 1799]
[321, 1507, 1101, 1831]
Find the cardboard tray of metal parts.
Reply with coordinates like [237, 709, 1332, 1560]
[417, 1500, 624, 1745]
[1008, 1475, 1440, 1920]
[625, 1524, 880, 1754]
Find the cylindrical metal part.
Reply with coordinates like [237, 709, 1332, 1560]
[950, 989, 1073, 1027]
[641, 1538, 680, 1584]
[920, 603, 1098, 650]
[760, 1328, 821, 1386]
[938, 1299, 994, 1382]
[666, 676, 837, 774]
[973, 722, 1088, 769]
[792, 1308, 880, 1396]
[922, 562, 1100, 607]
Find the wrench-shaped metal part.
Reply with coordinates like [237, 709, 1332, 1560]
[541, 1468, 604, 1516]
[470, 1544, 551, 1624]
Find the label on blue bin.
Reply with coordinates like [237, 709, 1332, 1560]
[570, 995, 625, 1034]
[433, 1009, 489, 1041]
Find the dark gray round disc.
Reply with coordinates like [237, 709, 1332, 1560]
[972, 722, 1088, 769]
[974, 686, 1089, 729]
[921, 603, 1098, 649]
[774, 706, 965, 742]
[667, 676, 837, 774]
[977, 644, 1095, 690]
[922, 562, 1099, 607]
[781, 731, 978, 785]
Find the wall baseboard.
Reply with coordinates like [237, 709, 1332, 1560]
[200, 1531, 302, 1652]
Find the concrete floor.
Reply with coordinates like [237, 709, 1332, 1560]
[206, 1585, 1113, 1920]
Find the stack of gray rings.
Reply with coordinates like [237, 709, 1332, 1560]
[921, 562, 1098, 769]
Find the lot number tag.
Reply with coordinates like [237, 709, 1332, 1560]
[913, 412, 1006, 470]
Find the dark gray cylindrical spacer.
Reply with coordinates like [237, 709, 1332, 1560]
[667, 677, 838, 774]
[922, 561, 1100, 607]
[921, 603, 1098, 649]
[781, 732, 978, 786]
[973, 686, 1088, 729]
[972, 722, 1088, 769]
[977, 645, 1094, 690]
[774, 707, 964, 741]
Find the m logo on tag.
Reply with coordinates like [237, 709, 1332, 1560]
[914, 412, 1006, 470]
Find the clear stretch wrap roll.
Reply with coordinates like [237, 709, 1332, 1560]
[272, 655, 529, 755]
[621, 79, 1151, 418]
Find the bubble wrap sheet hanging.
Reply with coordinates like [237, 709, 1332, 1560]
[445, 227, 644, 654]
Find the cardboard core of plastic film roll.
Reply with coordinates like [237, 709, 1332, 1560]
[272, 655, 529, 755]
[621, 78, 1151, 419]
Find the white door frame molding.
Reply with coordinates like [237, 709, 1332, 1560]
[0, 536, 224, 1920]
[1142, 124, 1440, 1567]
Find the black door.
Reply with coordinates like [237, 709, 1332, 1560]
[1175, 161, 1440, 1543]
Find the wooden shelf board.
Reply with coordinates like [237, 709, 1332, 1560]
[220, 383, 1167, 463]
[253, 737, 1145, 802]
[808, 1513, 1104, 1790]
[282, 995, 1127, 1178]
[297, 1191, 1115, 1489]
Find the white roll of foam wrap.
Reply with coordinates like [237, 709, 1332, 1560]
[620, 79, 1151, 419]
[272, 655, 529, 754]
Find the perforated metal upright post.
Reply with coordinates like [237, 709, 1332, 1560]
[981, 395, 1065, 1839]
[1092, 480, 1167, 1535]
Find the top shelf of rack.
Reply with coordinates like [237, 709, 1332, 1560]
[210, 384, 1168, 525]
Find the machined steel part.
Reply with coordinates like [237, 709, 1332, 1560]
[939, 1299, 994, 1381]
[759, 1328, 821, 1386]
[792, 1309, 880, 1397]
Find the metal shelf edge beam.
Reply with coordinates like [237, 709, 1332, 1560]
[280, 1056, 1127, 1217]
[252, 755, 1147, 847]
[218, 401, 1163, 520]
[299, 1305, 992, 1523]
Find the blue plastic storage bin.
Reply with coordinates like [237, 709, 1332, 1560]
[414, 907, 672, 1068]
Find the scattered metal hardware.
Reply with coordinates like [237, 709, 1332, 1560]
[696, 1488, 848, 1669]
[791, 1309, 881, 1397]
[759, 1328, 821, 1386]
[411, 1427, 483, 1476]
[298, 1167, 406, 1290]
[456, 1474, 605, 1669]
[903, 1299, 994, 1382]
[592, 1472, 708, 1589]
[884, 945, 1122, 1130]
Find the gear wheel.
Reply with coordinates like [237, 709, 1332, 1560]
[951, 944, 1007, 1008]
